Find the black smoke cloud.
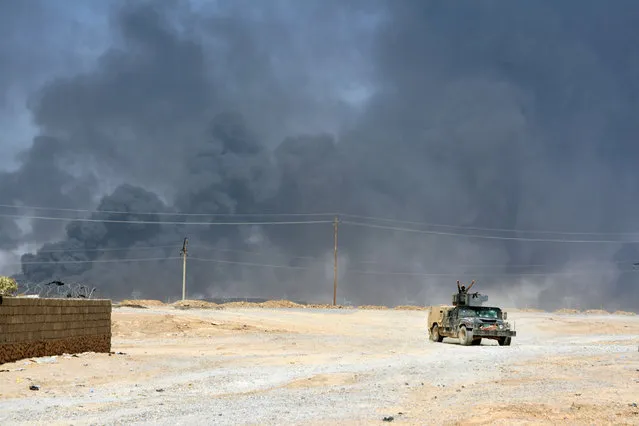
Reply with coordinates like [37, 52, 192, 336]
[2, 0, 639, 311]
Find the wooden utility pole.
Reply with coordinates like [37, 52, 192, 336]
[333, 216, 339, 306]
[180, 237, 188, 301]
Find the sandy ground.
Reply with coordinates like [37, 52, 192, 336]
[0, 305, 638, 425]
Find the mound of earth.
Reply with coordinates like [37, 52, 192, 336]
[393, 305, 427, 311]
[357, 305, 389, 310]
[173, 300, 220, 309]
[555, 308, 580, 314]
[613, 310, 636, 316]
[259, 300, 304, 308]
[583, 309, 610, 315]
[220, 301, 261, 308]
[118, 299, 165, 308]
[303, 304, 352, 309]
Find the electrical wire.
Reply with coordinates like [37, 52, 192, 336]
[188, 256, 310, 270]
[0, 203, 338, 218]
[3, 201, 639, 236]
[186, 243, 320, 260]
[338, 213, 639, 236]
[6, 251, 639, 277]
[23, 244, 180, 254]
[10, 241, 322, 261]
[344, 267, 636, 277]
[353, 258, 639, 268]
[4, 210, 637, 242]
[15, 257, 181, 265]
[0, 213, 333, 226]
[6, 240, 639, 270]
[340, 220, 639, 244]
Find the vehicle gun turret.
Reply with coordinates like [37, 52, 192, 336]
[452, 291, 488, 307]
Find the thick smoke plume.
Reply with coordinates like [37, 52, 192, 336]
[1, 0, 639, 310]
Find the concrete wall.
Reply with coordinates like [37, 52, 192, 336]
[0, 296, 111, 365]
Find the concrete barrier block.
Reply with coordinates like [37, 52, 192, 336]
[0, 298, 112, 364]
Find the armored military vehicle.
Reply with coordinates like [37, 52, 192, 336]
[427, 290, 515, 346]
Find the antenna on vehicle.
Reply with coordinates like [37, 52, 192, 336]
[180, 237, 188, 301]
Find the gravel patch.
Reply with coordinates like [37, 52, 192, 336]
[0, 309, 637, 425]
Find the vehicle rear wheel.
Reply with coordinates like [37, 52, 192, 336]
[459, 325, 473, 346]
[498, 336, 512, 346]
[430, 324, 443, 342]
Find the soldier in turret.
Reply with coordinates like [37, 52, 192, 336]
[457, 280, 475, 296]
[456, 279, 475, 294]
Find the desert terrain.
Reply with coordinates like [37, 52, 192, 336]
[0, 301, 638, 425]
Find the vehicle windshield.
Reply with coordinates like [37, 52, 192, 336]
[459, 307, 501, 319]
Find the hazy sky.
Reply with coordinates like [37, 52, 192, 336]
[2, 0, 639, 310]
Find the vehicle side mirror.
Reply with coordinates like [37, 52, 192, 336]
[503, 312, 507, 320]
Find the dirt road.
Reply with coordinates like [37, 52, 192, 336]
[0, 306, 638, 425]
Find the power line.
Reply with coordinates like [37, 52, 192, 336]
[7, 239, 639, 269]
[187, 243, 320, 260]
[189, 256, 312, 270]
[5, 211, 639, 242]
[0, 213, 333, 226]
[22, 244, 180, 254]
[339, 213, 639, 236]
[14, 257, 181, 266]
[0, 203, 337, 218]
[341, 220, 639, 244]
[3, 201, 639, 236]
[10, 241, 323, 261]
[6, 252, 639, 277]
[354, 258, 639, 268]
[344, 267, 636, 278]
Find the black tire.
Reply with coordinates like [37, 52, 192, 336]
[430, 324, 443, 342]
[459, 325, 473, 346]
[498, 336, 512, 346]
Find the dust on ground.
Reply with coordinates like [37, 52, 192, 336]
[0, 306, 637, 425]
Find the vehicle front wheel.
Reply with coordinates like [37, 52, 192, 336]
[430, 324, 443, 342]
[498, 336, 512, 346]
[459, 325, 473, 346]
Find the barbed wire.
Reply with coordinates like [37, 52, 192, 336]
[16, 280, 99, 299]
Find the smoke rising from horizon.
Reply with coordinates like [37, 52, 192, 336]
[2, 0, 639, 310]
